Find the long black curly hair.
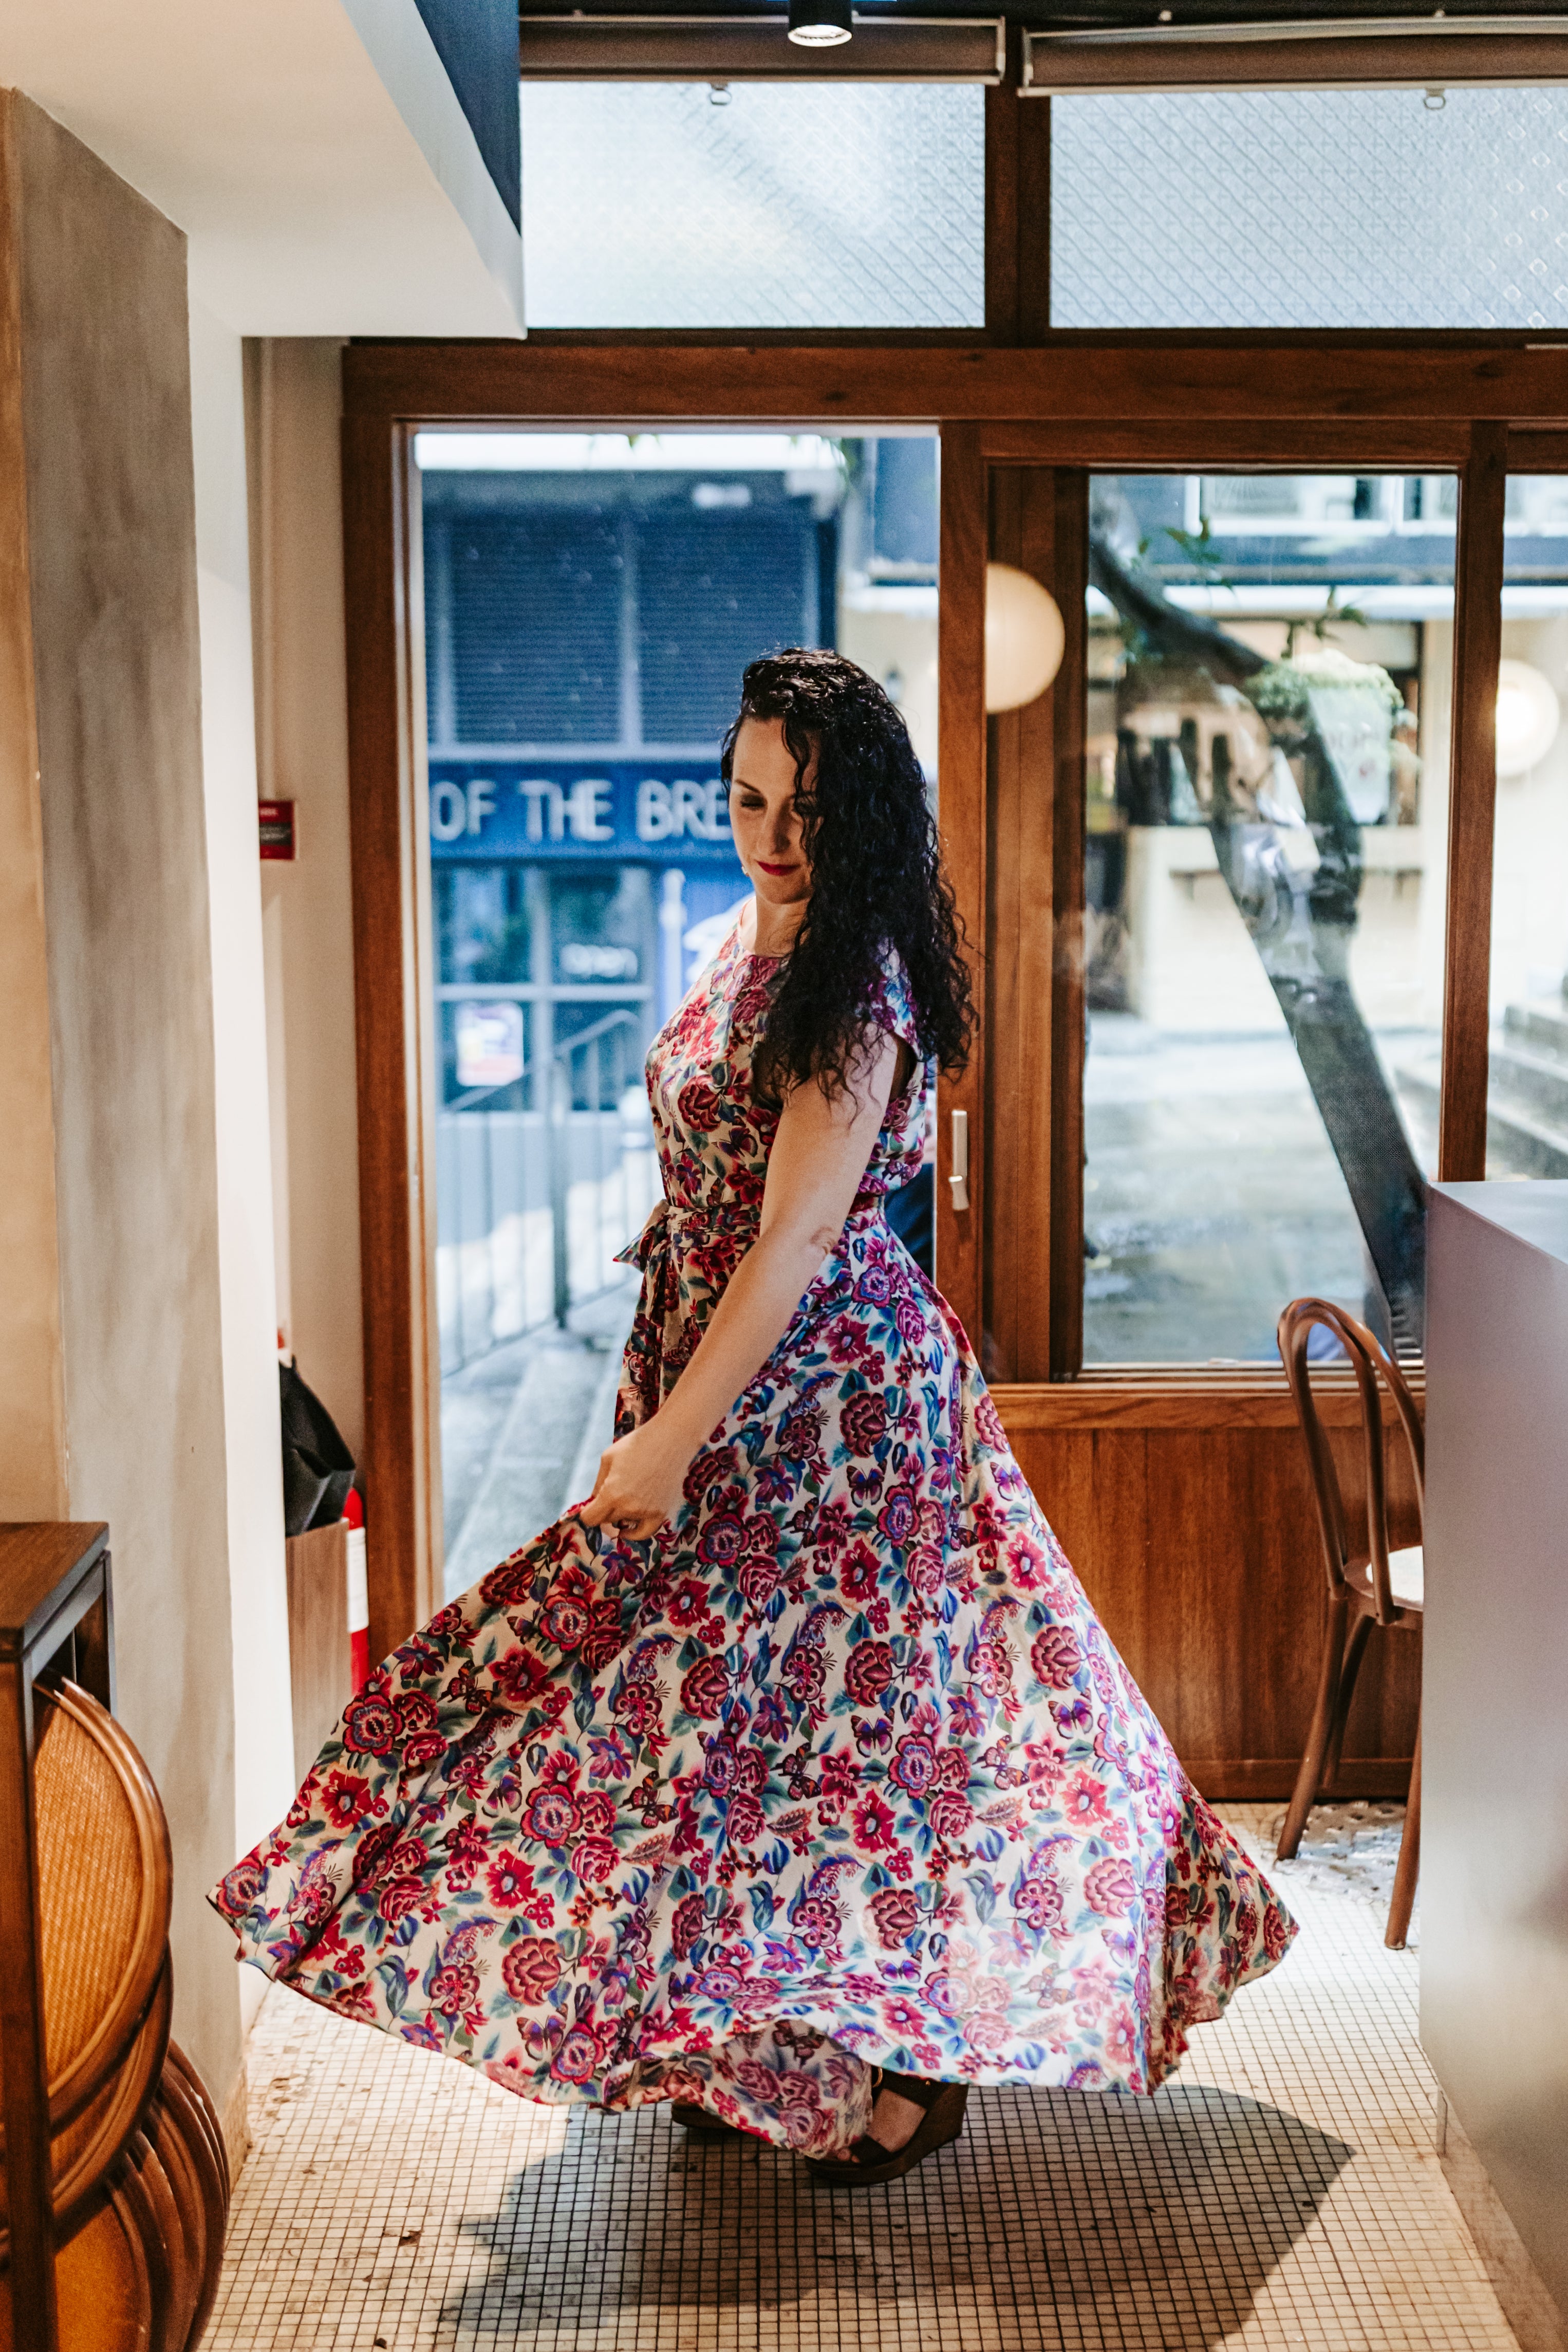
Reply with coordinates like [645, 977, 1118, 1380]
[720, 648, 975, 1103]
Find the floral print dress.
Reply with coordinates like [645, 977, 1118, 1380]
[214, 923, 1294, 2155]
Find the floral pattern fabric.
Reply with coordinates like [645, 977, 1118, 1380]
[214, 924, 1294, 2155]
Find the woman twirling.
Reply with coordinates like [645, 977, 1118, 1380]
[215, 650, 1294, 2183]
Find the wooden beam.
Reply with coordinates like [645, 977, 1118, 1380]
[983, 29, 1020, 345]
[982, 419, 1475, 469]
[1021, 28, 1568, 96]
[937, 422, 987, 1355]
[345, 340, 1568, 430]
[1440, 420, 1507, 1180]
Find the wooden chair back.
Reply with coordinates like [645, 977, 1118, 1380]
[0, 1680, 172, 2246]
[1277, 1296, 1425, 1628]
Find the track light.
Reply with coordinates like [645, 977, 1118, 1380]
[788, 0, 853, 45]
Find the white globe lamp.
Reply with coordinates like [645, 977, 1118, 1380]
[1495, 658, 1561, 778]
[985, 563, 1066, 714]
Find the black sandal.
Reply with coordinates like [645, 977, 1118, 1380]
[806, 2069, 968, 2186]
[671, 2100, 739, 2140]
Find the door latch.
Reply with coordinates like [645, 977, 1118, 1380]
[949, 1108, 969, 1211]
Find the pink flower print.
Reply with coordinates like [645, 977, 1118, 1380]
[666, 1577, 712, 1627]
[876, 1486, 918, 1546]
[375, 1875, 426, 1925]
[974, 1392, 1007, 1450]
[341, 1690, 399, 1756]
[521, 1787, 579, 1845]
[1060, 1769, 1112, 1832]
[851, 1793, 895, 1852]
[839, 1541, 879, 1605]
[320, 1770, 375, 1830]
[576, 1790, 615, 1838]
[486, 1850, 538, 1909]
[1105, 2006, 1140, 2070]
[572, 1836, 619, 1885]
[429, 1961, 480, 2016]
[1084, 1855, 1138, 1918]
[218, 1858, 265, 1915]
[928, 1789, 974, 1839]
[845, 1641, 894, 1709]
[883, 1998, 925, 2038]
[869, 1886, 919, 1948]
[725, 1791, 765, 1847]
[580, 1600, 626, 1673]
[478, 1556, 534, 1608]
[501, 1936, 563, 2006]
[697, 1512, 744, 1568]
[550, 2023, 604, 2085]
[889, 1733, 938, 1798]
[1016, 1872, 1065, 1934]
[680, 1655, 730, 1720]
[839, 1390, 889, 1457]
[489, 1649, 553, 1711]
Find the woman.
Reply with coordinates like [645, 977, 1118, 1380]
[215, 651, 1293, 2184]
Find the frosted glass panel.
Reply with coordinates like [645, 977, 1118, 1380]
[1053, 87, 1568, 329]
[520, 82, 984, 327]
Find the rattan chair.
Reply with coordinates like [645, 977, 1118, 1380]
[1276, 1297, 1425, 1950]
[1, 1681, 228, 2348]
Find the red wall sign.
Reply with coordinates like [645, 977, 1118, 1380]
[259, 800, 296, 861]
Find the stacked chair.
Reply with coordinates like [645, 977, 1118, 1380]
[1, 1677, 230, 2348]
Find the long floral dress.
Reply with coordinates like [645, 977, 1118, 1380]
[214, 924, 1294, 2155]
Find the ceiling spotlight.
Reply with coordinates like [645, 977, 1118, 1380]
[788, 0, 853, 45]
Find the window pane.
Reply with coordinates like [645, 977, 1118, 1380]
[520, 83, 984, 327]
[1084, 474, 1453, 1364]
[1486, 477, 1568, 1178]
[1054, 88, 1568, 329]
[419, 432, 940, 1587]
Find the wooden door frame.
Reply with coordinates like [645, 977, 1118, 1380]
[340, 337, 1567, 1659]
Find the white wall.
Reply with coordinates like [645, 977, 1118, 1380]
[251, 338, 366, 1458]
[189, 295, 295, 2040]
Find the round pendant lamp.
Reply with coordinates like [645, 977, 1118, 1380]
[985, 563, 1066, 714]
[788, 0, 852, 43]
[1495, 658, 1561, 777]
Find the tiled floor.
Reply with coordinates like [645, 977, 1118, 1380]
[208, 1808, 1514, 2351]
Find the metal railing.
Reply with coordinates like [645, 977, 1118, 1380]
[436, 1009, 658, 1374]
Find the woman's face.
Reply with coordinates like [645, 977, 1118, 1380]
[729, 716, 814, 915]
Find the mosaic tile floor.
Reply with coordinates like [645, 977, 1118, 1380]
[207, 1807, 1515, 2351]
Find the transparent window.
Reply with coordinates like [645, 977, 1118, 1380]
[1485, 475, 1568, 1178]
[420, 431, 939, 1588]
[520, 83, 984, 328]
[1084, 474, 1453, 1365]
[1053, 87, 1568, 329]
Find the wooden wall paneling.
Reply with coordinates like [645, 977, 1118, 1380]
[1017, 95, 1052, 344]
[937, 422, 988, 1350]
[1001, 1402, 1421, 1797]
[342, 341, 1568, 433]
[1440, 419, 1508, 1179]
[343, 414, 442, 1662]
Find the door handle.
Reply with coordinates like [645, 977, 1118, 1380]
[949, 1108, 969, 1212]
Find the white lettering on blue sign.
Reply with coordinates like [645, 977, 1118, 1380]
[516, 779, 613, 843]
[636, 778, 732, 843]
[431, 779, 498, 841]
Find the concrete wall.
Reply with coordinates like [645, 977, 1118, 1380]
[0, 88, 291, 2146]
[250, 338, 366, 1458]
[189, 293, 296, 2030]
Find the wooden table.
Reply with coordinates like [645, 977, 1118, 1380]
[0, 1524, 114, 2352]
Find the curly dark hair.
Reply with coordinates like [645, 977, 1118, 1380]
[720, 648, 975, 1103]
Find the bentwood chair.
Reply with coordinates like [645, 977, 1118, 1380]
[1276, 1297, 1425, 1950]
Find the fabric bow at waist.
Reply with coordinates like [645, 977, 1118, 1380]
[614, 1197, 762, 1275]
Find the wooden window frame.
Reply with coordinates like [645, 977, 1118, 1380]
[341, 338, 1566, 1657]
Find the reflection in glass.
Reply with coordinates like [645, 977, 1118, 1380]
[1084, 476, 1453, 1364]
[1486, 479, 1568, 1179]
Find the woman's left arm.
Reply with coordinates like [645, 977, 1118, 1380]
[581, 1031, 903, 1539]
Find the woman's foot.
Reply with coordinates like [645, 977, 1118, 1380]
[855, 2081, 929, 2160]
[806, 2071, 968, 2186]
